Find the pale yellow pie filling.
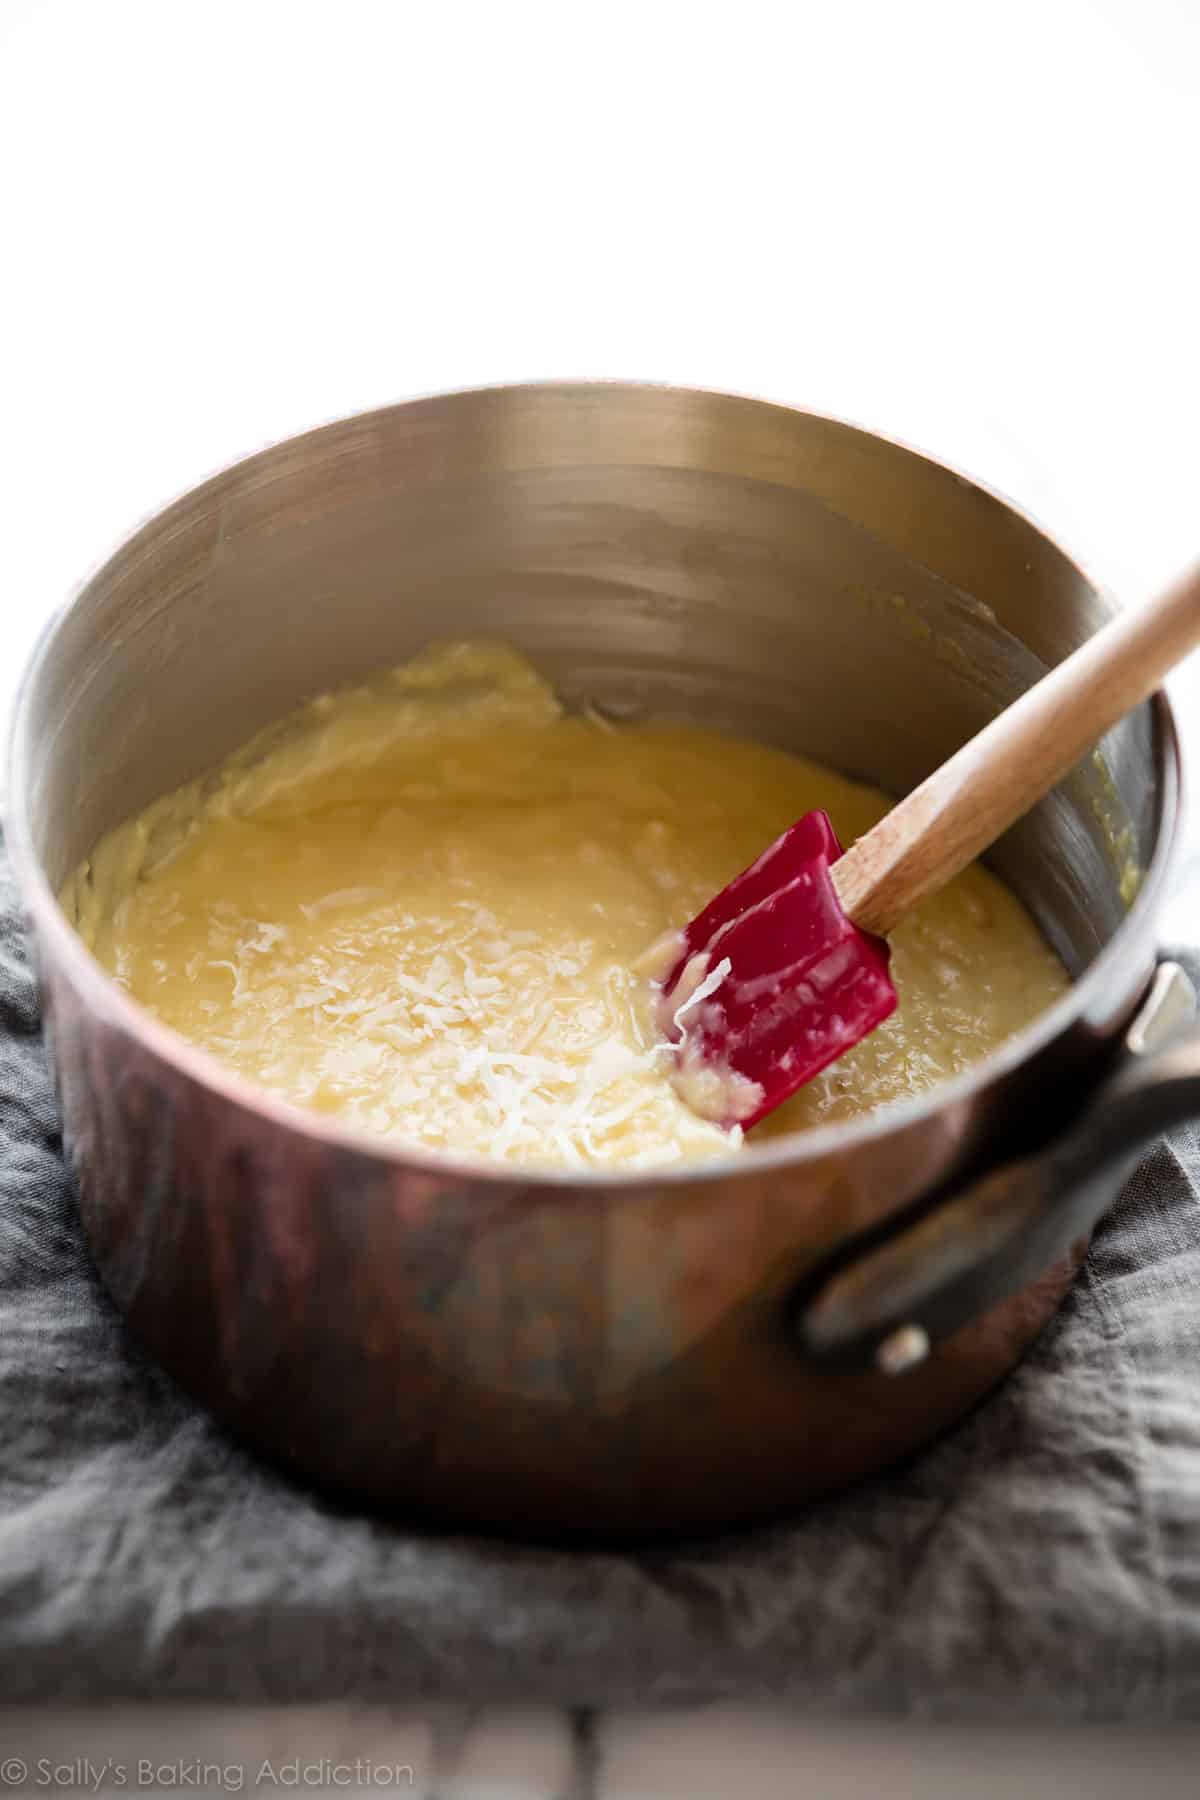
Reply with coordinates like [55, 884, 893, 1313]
[64, 641, 1069, 1170]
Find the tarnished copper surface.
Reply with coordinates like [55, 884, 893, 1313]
[9, 383, 1183, 1538]
[31, 922, 1122, 1537]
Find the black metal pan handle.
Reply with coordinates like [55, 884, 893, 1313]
[797, 961, 1199, 1374]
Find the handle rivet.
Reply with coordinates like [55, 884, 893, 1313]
[876, 1323, 930, 1376]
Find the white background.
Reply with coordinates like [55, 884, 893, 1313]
[3, 0, 1198, 641]
[2, 1, 1199, 1791]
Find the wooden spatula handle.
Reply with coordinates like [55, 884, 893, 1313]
[832, 558, 1200, 938]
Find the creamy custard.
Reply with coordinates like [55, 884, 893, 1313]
[64, 641, 1069, 1170]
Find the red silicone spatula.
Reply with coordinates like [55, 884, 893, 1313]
[656, 557, 1200, 1131]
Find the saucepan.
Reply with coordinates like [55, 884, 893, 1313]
[7, 382, 1196, 1539]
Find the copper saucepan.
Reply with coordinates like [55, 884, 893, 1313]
[7, 383, 1196, 1539]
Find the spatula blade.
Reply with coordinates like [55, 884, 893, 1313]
[656, 811, 897, 1131]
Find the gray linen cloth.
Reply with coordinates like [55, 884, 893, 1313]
[2, 842, 1199, 1718]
